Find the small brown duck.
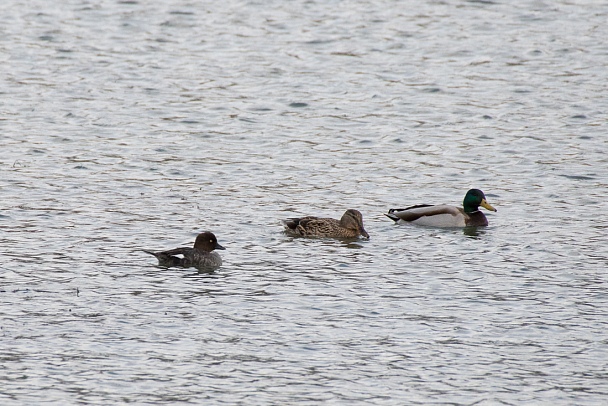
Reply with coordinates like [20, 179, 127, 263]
[144, 231, 225, 270]
[283, 209, 369, 239]
[385, 189, 497, 227]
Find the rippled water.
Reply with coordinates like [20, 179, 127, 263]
[2, 0, 608, 404]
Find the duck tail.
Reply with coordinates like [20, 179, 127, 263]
[282, 218, 299, 230]
[384, 212, 400, 222]
[142, 249, 158, 257]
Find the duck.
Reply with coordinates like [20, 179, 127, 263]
[144, 231, 225, 270]
[385, 189, 497, 227]
[283, 209, 370, 239]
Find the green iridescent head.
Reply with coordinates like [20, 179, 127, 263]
[463, 189, 497, 213]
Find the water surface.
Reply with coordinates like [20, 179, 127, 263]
[1, 0, 608, 404]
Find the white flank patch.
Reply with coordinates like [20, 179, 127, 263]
[401, 213, 466, 227]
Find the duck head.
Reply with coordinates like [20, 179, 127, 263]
[193, 231, 226, 252]
[341, 209, 370, 239]
[463, 189, 497, 213]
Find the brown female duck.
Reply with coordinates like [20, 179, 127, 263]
[283, 209, 369, 239]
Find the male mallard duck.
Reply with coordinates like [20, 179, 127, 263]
[144, 231, 225, 270]
[385, 189, 497, 227]
[283, 209, 370, 239]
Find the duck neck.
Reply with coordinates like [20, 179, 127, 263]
[463, 203, 479, 214]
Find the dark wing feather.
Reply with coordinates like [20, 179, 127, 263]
[143, 247, 191, 267]
[387, 204, 434, 222]
[387, 205, 462, 222]
[283, 216, 318, 230]
[388, 204, 434, 213]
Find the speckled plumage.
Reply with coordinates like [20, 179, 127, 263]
[385, 189, 497, 227]
[144, 231, 225, 270]
[283, 209, 369, 239]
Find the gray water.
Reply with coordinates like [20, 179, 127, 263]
[2, 0, 608, 404]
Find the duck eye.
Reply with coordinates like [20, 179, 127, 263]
[210, 240, 213, 243]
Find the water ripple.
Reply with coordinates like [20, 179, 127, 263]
[1, 0, 608, 404]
